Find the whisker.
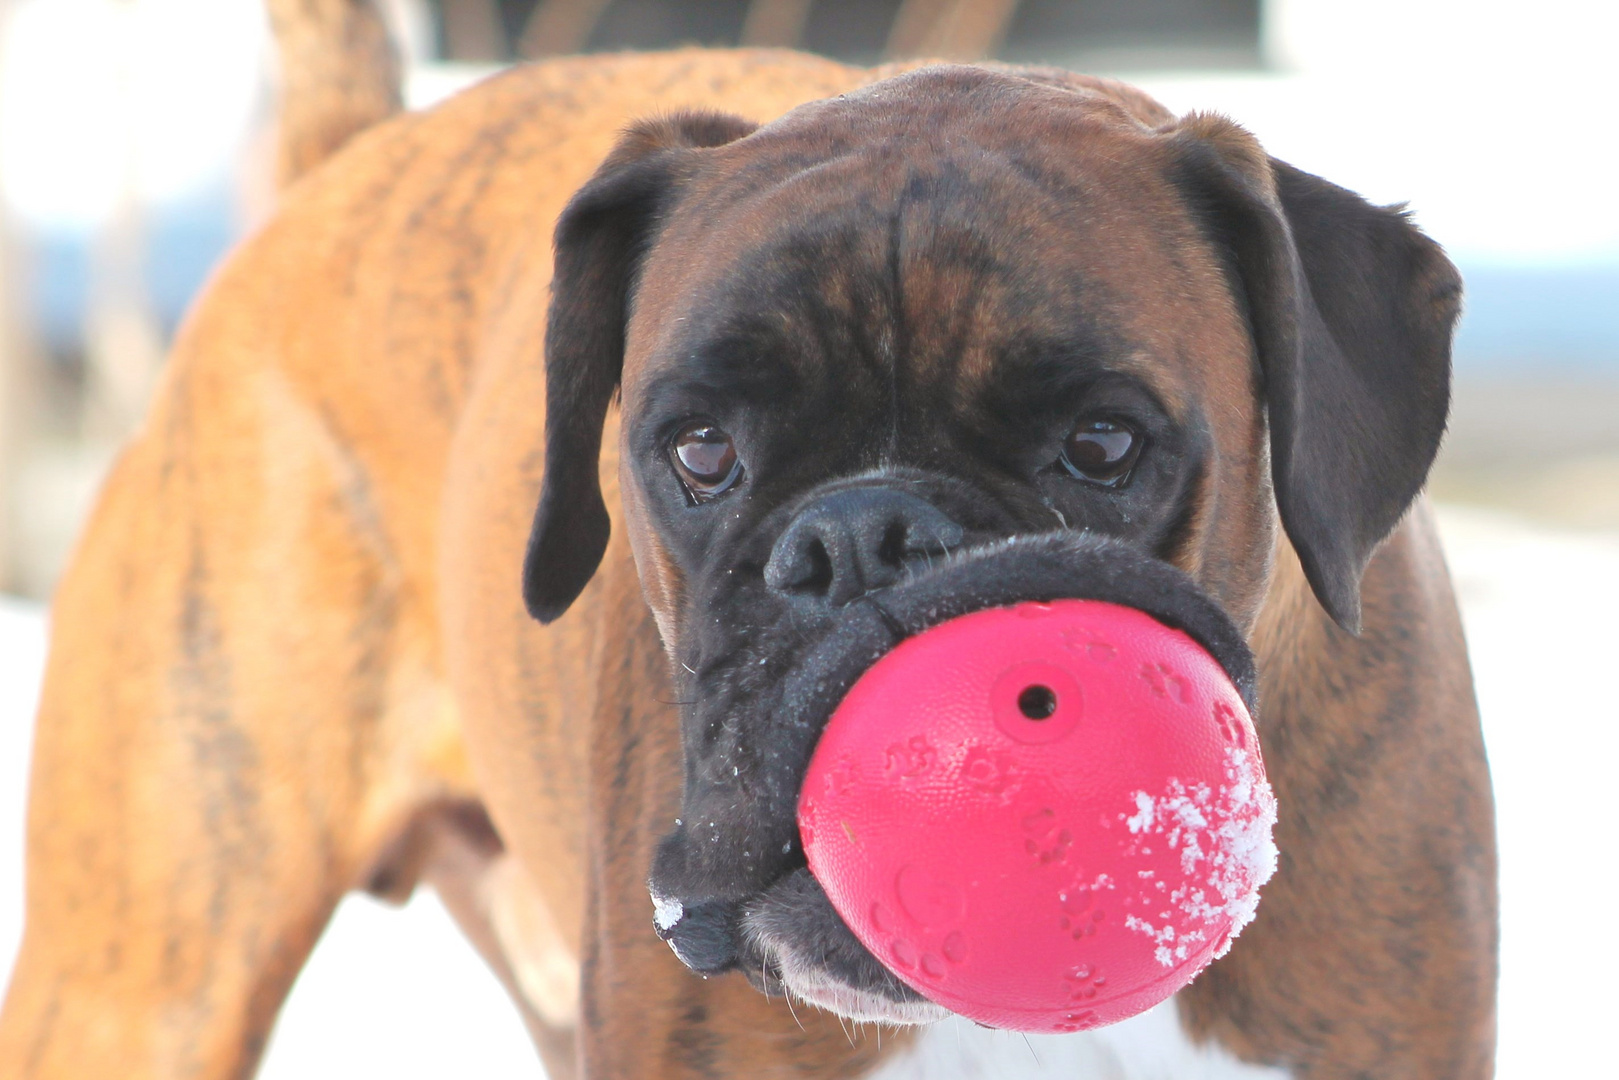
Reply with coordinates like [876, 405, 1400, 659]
[784, 989, 805, 1032]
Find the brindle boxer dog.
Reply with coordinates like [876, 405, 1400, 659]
[0, 33, 1495, 1080]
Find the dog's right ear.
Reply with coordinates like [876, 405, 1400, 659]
[523, 111, 758, 624]
[1164, 115, 1460, 634]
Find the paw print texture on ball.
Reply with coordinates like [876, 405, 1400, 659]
[799, 599, 1273, 1032]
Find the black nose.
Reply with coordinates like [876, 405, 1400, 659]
[764, 488, 964, 606]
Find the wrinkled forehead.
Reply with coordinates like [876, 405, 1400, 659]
[623, 86, 1253, 422]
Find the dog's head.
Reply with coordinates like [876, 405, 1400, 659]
[521, 67, 1459, 1023]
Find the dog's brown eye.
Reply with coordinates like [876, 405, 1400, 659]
[1060, 419, 1141, 487]
[671, 423, 742, 499]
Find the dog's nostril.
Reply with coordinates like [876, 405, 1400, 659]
[878, 520, 910, 568]
[1018, 684, 1059, 720]
[765, 532, 836, 595]
[797, 538, 834, 593]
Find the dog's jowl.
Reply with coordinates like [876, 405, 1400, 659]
[0, 37, 1494, 1080]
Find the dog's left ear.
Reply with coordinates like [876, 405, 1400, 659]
[523, 111, 758, 624]
[1165, 116, 1462, 633]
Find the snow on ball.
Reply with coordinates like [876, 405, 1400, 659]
[797, 599, 1278, 1033]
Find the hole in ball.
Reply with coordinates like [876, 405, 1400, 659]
[1017, 684, 1058, 720]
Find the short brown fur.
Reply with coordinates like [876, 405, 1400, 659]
[0, 49, 1494, 1080]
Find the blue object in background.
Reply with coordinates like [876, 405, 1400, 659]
[26, 175, 240, 356]
[28, 232, 90, 356]
[144, 181, 239, 338]
[1453, 262, 1619, 374]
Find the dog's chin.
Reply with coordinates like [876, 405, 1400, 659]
[742, 913, 951, 1025]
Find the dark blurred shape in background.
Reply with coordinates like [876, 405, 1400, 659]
[0, 0, 1612, 597]
[439, 0, 1260, 70]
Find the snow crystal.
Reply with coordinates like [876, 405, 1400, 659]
[652, 893, 684, 933]
[1126, 791, 1156, 834]
[1120, 745, 1278, 967]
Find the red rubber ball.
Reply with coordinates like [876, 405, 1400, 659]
[798, 599, 1277, 1033]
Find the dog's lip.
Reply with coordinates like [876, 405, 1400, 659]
[735, 868, 947, 1024]
[743, 964, 950, 1027]
[743, 938, 951, 1025]
[785, 530, 1259, 711]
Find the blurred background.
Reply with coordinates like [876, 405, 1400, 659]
[0, 1, 1614, 1077]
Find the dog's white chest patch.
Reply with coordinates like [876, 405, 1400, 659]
[863, 997, 1292, 1080]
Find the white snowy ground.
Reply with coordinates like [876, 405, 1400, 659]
[1, 505, 1615, 1077]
